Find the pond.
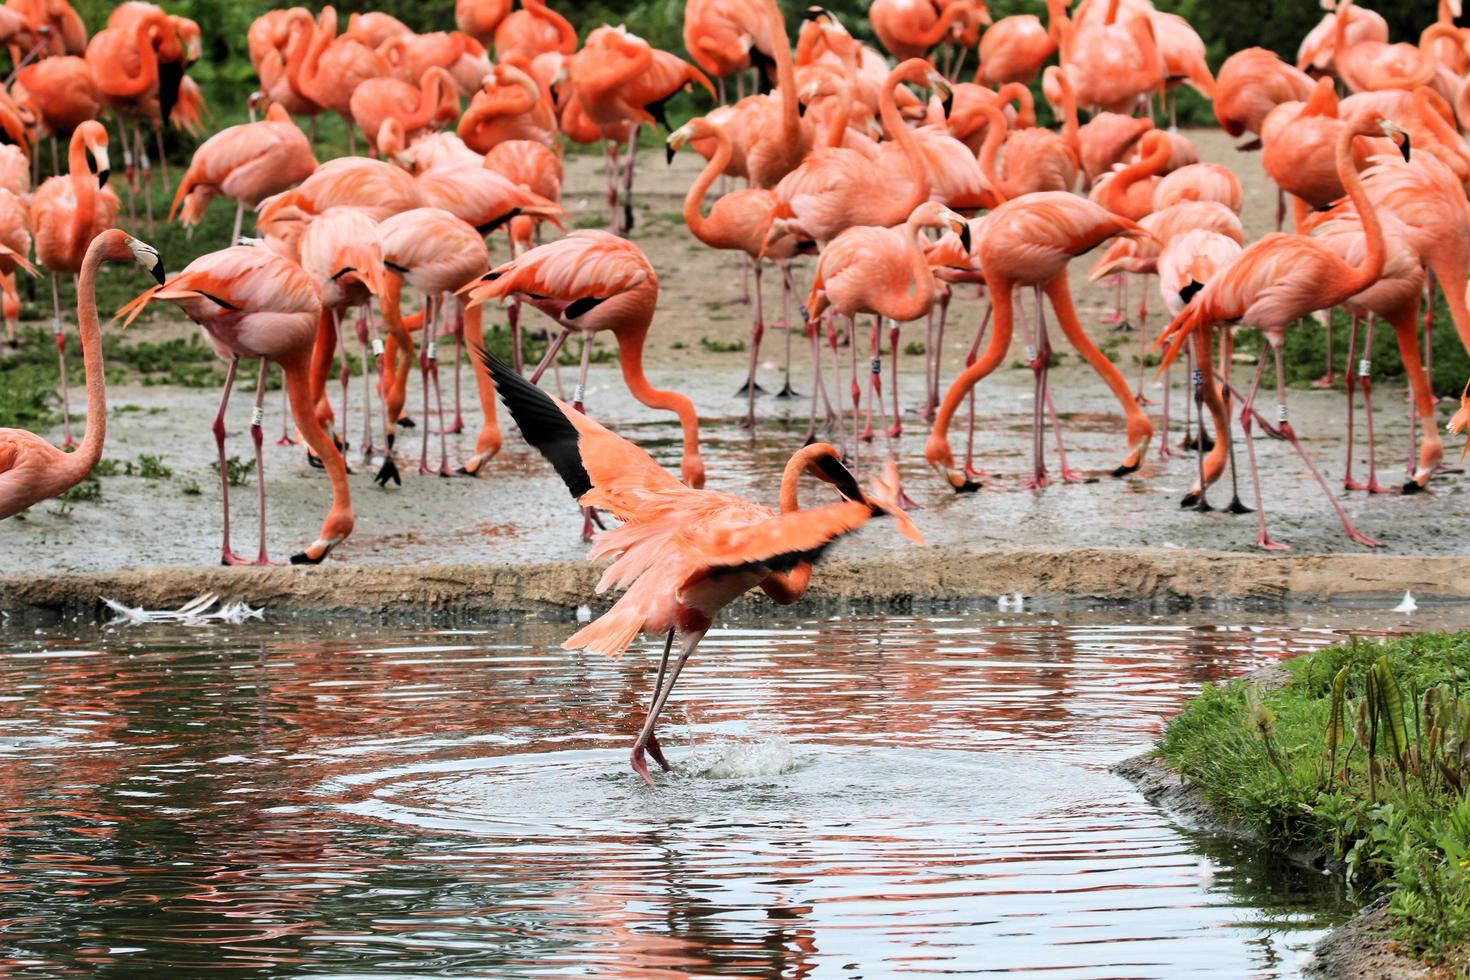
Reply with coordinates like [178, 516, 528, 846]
[1, 604, 1454, 976]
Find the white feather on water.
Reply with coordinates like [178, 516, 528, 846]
[102, 593, 264, 626]
[1394, 591, 1418, 614]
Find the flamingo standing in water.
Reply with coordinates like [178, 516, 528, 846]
[926, 193, 1154, 491]
[460, 230, 707, 537]
[0, 230, 163, 520]
[32, 121, 116, 449]
[667, 115, 813, 428]
[116, 246, 352, 566]
[806, 201, 971, 454]
[375, 206, 500, 483]
[480, 351, 922, 786]
[1153, 109, 1410, 550]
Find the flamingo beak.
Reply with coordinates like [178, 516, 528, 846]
[666, 125, 692, 165]
[929, 74, 954, 118]
[1380, 119, 1411, 161]
[951, 217, 971, 253]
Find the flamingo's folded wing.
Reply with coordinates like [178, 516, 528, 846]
[480, 349, 685, 521]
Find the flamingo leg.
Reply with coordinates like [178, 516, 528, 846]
[1220, 328, 1251, 514]
[1237, 351, 1285, 550]
[887, 320, 902, 438]
[738, 259, 765, 427]
[775, 264, 798, 399]
[427, 295, 453, 476]
[574, 332, 592, 414]
[621, 127, 639, 234]
[802, 309, 826, 444]
[334, 308, 350, 453]
[277, 365, 295, 446]
[1186, 346, 1211, 510]
[51, 273, 74, 448]
[418, 294, 435, 474]
[357, 307, 376, 458]
[214, 355, 242, 565]
[154, 122, 169, 190]
[508, 295, 524, 374]
[629, 631, 704, 787]
[962, 302, 992, 482]
[247, 358, 276, 566]
[1134, 274, 1155, 405]
[1312, 309, 1337, 388]
[1392, 306, 1442, 491]
[135, 124, 153, 236]
[438, 304, 464, 435]
[1021, 285, 1050, 490]
[231, 200, 244, 246]
[1358, 313, 1393, 494]
[848, 314, 862, 453]
[861, 316, 879, 443]
[527, 326, 572, 384]
[640, 629, 676, 774]
[1343, 313, 1363, 490]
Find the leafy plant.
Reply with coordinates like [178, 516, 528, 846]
[211, 456, 255, 487]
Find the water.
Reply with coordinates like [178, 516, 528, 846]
[0, 606, 1454, 977]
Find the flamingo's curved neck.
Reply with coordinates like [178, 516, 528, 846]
[879, 65, 931, 215]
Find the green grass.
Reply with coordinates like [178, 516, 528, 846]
[1158, 632, 1470, 967]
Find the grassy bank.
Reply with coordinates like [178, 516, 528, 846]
[1158, 632, 1470, 969]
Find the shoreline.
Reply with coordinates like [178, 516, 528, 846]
[4, 546, 1470, 623]
[1114, 664, 1429, 979]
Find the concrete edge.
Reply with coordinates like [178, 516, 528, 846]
[3, 547, 1470, 623]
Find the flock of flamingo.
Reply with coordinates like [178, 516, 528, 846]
[2, 0, 1470, 776]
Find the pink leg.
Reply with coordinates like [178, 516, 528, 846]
[214, 355, 243, 565]
[1020, 286, 1050, 490]
[775, 264, 798, 399]
[277, 367, 295, 446]
[1236, 353, 1287, 550]
[738, 260, 764, 428]
[51, 273, 74, 448]
[418, 295, 436, 474]
[887, 320, 902, 438]
[860, 316, 879, 442]
[1357, 314, 1393, 495]
[248, 358, 277, 566]
[1343, 314, 1364, 490]
[962, 303, 992, 482]
[527, 327, 573, 384]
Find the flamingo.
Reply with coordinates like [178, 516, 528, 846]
[10, 56, 101, 176]
[457, 0, 510, 48]
[32, 120, 115, 449]
[480, 351, 921, 786]
[869, 0, 988, 68]
[1213, 48, 1315, 147]
[298, 206, 388, 466]
[0, 187, 34, 345]
[1153, 109, 1409, 550]
[379, 31, 492, 97]
[375, 207, 499, 483]
[460, 230, 708, 530]
[170, 103, 318, 245]
[250, 7, 322, 125]
[291, 6, 389, 155]
[0, 230, 161, 519]
[457, 62, 557, 152]
[668, 116, 813, 428]
[350, 65, 461, 154]
[1299, 0, 1387, 73]
[976, 0, 1067, 87]
[1057, 0, 1163, 115]
[117, 245, 353, 565]
[493, 0, 576, 65]
[683, 0, 763, 99]
[926, 192, 1154, 491]
[567, 25, 715, 234]
[344, 11, 410, 48]
[806, 201, 971, 453]
[1155, 228, 1245, 510]
[257, 156, 422, 224]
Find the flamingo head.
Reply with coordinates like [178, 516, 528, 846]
[76, 119, 109, 187]
[126, 236, 166, 284]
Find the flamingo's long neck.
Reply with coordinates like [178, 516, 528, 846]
[614, 310, 704, 487]
[975, 102, 1015, 201]
[879, 66, 930, 216]
[1335, 118, 1387, 297]
[765, 444, 842, 603]
[820, 79, 854, 148]
[1103, 135, 1167, 214]
[682, 127, 728, 241]
[912, 1, 973, 48]
[891, 216, 939, 322]
[70, 234, 111, 473]
[767, 0, 802, 149]
[68, 130, 94, 258]
[526, 0, 576, 54]
[1103, 0, 1121, 26]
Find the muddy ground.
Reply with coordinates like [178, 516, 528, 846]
[3, 127, 1469, 576]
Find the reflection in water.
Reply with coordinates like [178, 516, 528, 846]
[0, 608, 1431, 976]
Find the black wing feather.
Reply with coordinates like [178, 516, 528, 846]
[477, 350, 593, 500]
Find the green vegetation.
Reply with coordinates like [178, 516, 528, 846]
[1159, 632, 1470, 968]
[700, 336, 746, 353]
[212, 455, 256, 487]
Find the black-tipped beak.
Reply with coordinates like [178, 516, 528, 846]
[801, 6, 824, 19]
[331, 266, 356, 281]
[955, 479, 981, 494]
[940, 93, 954, 118]
[797, 99, 807, 118]
[97, 168, 109, 188]
[665, 144, 676, 165]
[959, 224, 971, 253]
[150, 258, 166, 285]
[1399, 132, 1411, 161]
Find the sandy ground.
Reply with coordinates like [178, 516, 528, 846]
[3, 127, 1470, 575]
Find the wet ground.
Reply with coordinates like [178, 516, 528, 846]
[7, 604, 1460, 976]
[3, 129, 1469, 572]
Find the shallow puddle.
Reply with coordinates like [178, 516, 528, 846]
[1, 605, 1459, 976]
